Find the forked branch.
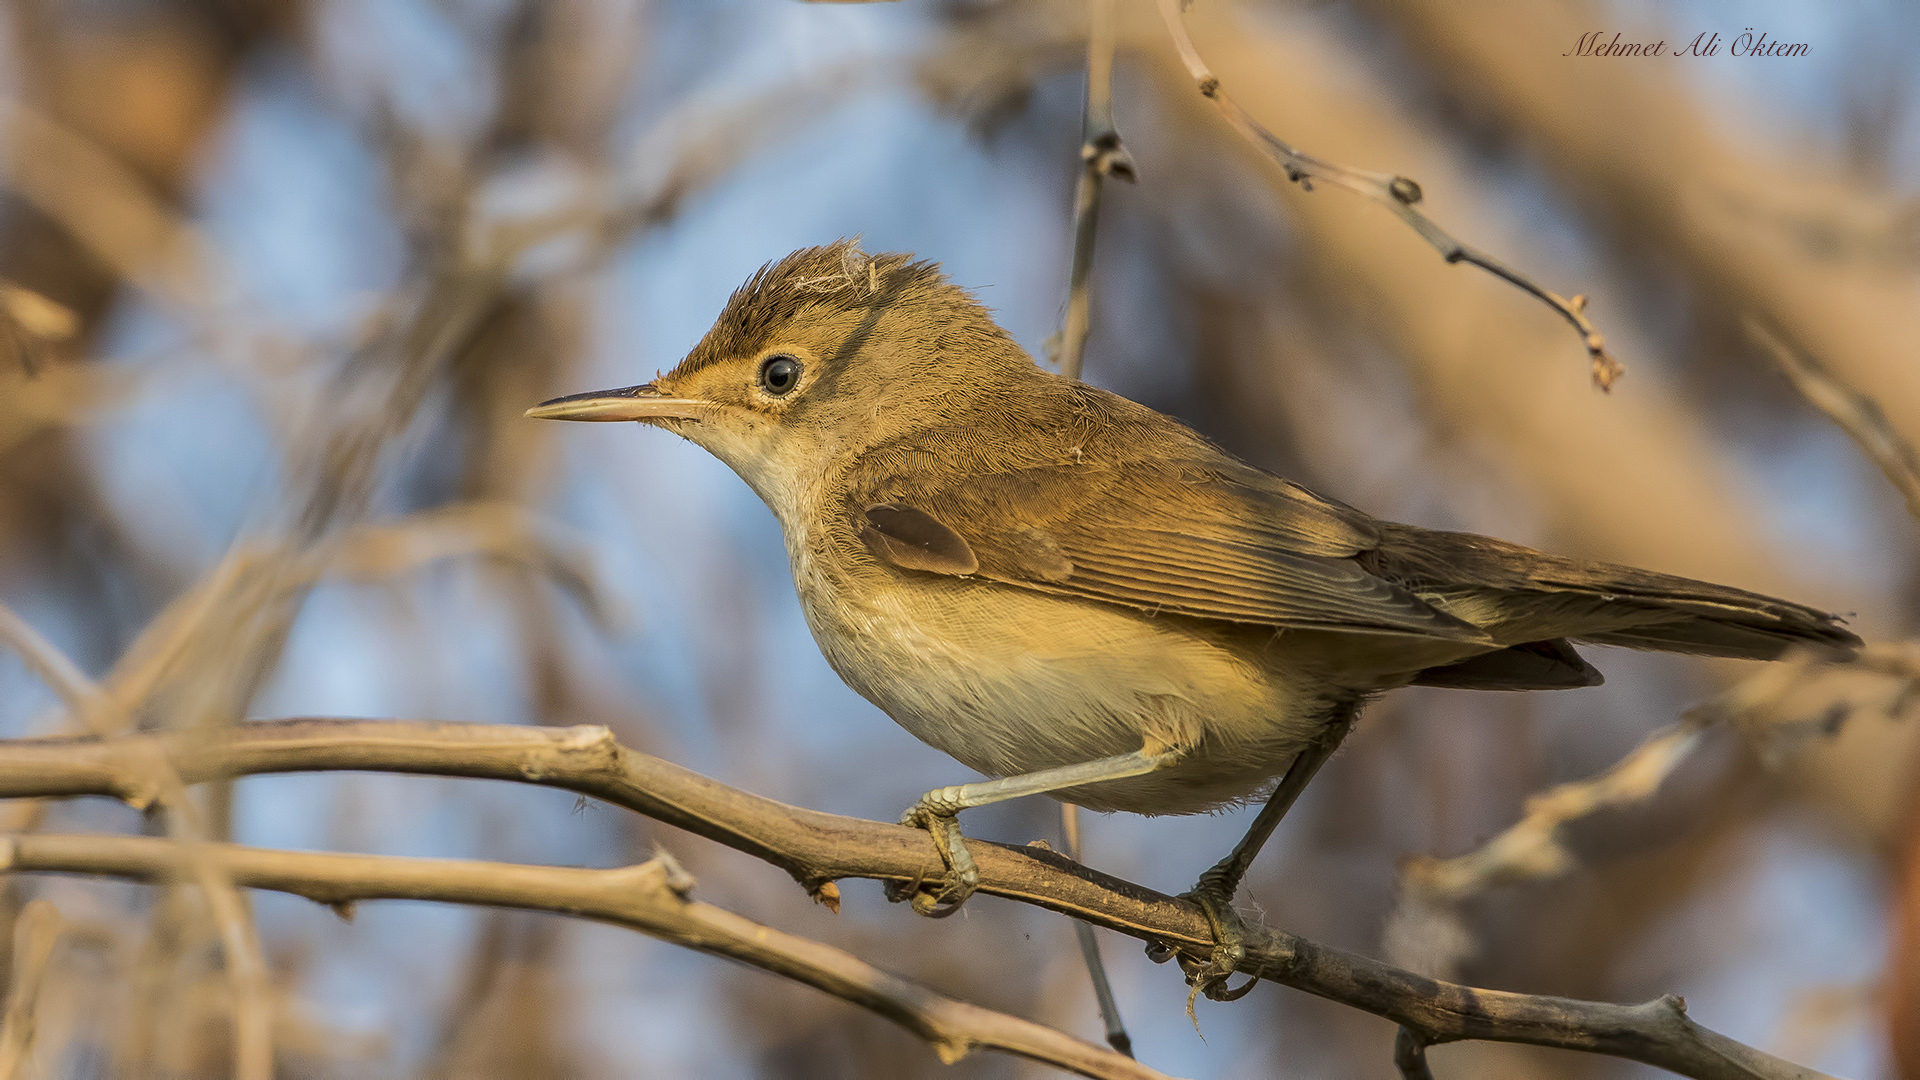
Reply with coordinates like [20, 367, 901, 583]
[0, 719, 1832, 1079]
[0, 837, 1168, 1080]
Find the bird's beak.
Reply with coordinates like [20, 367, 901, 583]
[523, 383, 715, 423]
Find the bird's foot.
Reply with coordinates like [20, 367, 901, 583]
[882, 789, 980, 918]
[1173, 870, 1260, 1020]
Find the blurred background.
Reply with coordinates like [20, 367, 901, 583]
[0, 0, 1916, 1076]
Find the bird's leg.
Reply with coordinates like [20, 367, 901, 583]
[887, 748, 1182, 917]
[1170, 713, 1353, 1009]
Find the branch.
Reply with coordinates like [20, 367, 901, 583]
[1150, 0, 1623, 390]
[1048, 0, 1136, 382]
[0, 719, 1834, 1078]
[0, 837, 1169, 1080]
[1391, 643, 1918, 976]
[0, 98, 217, 310]
[0, 601, 274, 1080]
[0, 900, 62, 1080]
[1063, 804, 1132, 1056]
[1392, 1026, 1435, 1080]
[1399, 715, 1708, 907]
[1745, 316, 1920, 523]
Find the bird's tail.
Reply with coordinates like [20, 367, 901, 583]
[1360, 524, 1860, 690]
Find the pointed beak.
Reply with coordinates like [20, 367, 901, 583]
[524, 383, 716, 423]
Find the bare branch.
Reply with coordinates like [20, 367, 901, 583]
[0, 98, 217, 310]
[1062, 803, 1132, 1056]
[0, 602, 274, 1080]
[0, 603, 116, 736]
[1745, 316, 1920, 523]
[319, 501, 619, 629]
[0, 838, 1170, 1080]
[0, 718, 1835, 1078]
[1390, 644, 1917, 978]
[1399, 716, 1707, 908]
[1150, 0, 1623, 390]
[1048, 0, 1136, 381]
[0, 900, 62, 1079]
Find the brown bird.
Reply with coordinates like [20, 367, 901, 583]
[528, 241, 1859, 995]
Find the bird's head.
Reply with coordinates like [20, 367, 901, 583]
[526, 241, 1036, 520]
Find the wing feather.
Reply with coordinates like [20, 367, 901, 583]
[851, 454, 1487, 641]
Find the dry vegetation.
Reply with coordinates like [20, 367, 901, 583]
[0, 0, 1915, 1077]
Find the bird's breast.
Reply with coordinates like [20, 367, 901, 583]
[784, 531, 1332, 814]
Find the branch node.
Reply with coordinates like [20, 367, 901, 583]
[1389, 176, 1423, 205]
[120, 780, 161, 813]
[931, 1034, 974, 1065]
[653, 850, 697, 898]
[1393, 1026, 1436, 1080]
[558, 723, 616, 752]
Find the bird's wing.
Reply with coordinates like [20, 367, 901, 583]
[849, 453, 1491, 642]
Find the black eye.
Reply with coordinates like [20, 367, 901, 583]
[759, 355, 802, 396]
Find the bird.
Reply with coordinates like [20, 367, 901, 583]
[527, 240, 1860, 997]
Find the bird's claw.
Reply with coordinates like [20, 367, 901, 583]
[884, 797, 980, 918]
[1175, 885, 1259, 1019]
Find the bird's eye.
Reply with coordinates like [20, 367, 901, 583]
[759, 355, 802, 396]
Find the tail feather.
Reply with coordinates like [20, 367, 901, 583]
[1362, 523, 1861, 664]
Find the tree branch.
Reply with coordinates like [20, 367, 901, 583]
[1745, 316, 1920, 523]
[1392, 1025, 1435, 1080]
[0, 719, 1834, 1078]
[1048, 0, 1135, 382]
[0, 837, 1169, 1080]
[1150, 0, 1623, 390]
[0, 602, 273, 1080]
[0, 900, 62, 1080]
[1390, 643, 1916, 978]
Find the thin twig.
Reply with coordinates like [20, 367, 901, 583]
[0, 605, 115, 736]
[0, 718, 1834, 1078]
[1063, 803, 1132, 1057]
[1389, 643, 1916, 978]
[1150, 0, 1623, 390]
[1745, 316, 1920, 523]
[0, 899, 62, 1080]
[1048, 0, 1135, 381]
[1400, 716, 1709, 906]
[0, 838, 1170, 1080]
